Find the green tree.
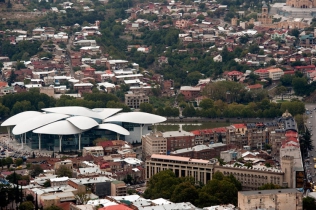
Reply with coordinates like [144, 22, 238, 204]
[199, 98, 214, 110]
[170, 182, 198, 204]
[25, 194, 34, 202]
[258, 183, 281, 190]
[5, 157, 13, 168]
[15, 158, 23, 166]
[6, 172, 22, 183]
[44, 205, 63, 210]
[30, 165, 43, 178]
[56, 165, 72, 178]
[280, 74, 294, 86]
[19, 201, 34, 210]
[292, 77, 308, 96]
[182, 105, 196, 117]
[295, 114, 305, 133]
[139, 103, 154, 113]
[289, 28, 300, 38]
[143, 170, 181, 199]
[303, 197, 316, 210]
[43, 180, 51, 187]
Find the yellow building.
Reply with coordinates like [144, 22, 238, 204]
[238, 188, 303, 210]
[257, 3, 273, 25]
[286, 0, 316, 8]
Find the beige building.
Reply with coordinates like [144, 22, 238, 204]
[54, 159, 73, 172]
[257, 4, 273, 25]
[125, 92, 149, 109]
[82, 146, 104, 157]
[145, 154, 214, 184]
[286, 0, 316, 8]
[111, 181, 127, 196]
[267, 68, 284, 80]
[238, 188, 303, 210]
[142, 131, 167, 158]
[214, 155, 295, 190]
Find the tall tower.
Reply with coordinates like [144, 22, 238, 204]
[281, 156, 294, 188]
[262, 2, 268, 16]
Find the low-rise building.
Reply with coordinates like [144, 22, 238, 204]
[162, 130, 195, 153]
[110, 181, 127, 196]
[180, 86, 201, 101]
[124, 91, 149, 109]
[170, 143, 231, 160]
[238, 188, 303, 210]
[145, 154, 215, 184]
[82, 146, 104, 157]
[267, 68, 284, 80]
[142, 131, 167, 158]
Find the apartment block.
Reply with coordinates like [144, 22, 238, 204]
[82, 146, 104, 157]
[238, 188, 303, 210]
[142, 131, 167, 159]
[110, 181, 127, 196]
[145, 154, 214, 184]
[162, 130, 195, 153]
[125, 92, 149, 109]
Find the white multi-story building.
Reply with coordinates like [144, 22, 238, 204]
[142, 131, 167, 158]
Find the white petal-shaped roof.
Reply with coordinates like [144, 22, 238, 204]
[97, 123, 130, 135]
[92, 108, 122, 119]
[67, 116, 99, 130]
[33, 120, 82, 135]
[42, 106, 117, 120]
[1, 111, 43, 126]
[103, 112, 167, 124]
[12, 113, 69, 135]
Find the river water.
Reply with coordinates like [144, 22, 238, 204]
[156, 122, 231, 132]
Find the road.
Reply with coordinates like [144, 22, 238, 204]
[66, 35, 75, 77]
[303, 104, 316, 185]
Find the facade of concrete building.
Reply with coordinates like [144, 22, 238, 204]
[254, 69, 269, 79]
[142, 131, 167, 158]
[257, 4, 273, 25]
[220, 150, 242, 163]
[162, 130, 195, 153]
[54, 160, 73, 172]
[145, 154, 214, 184]
[110, 181, 127, 196]
[180, 86, 201, 101]
[267, 68, 284, 80]
[214, 164, 286, 191]
[238, 188, 303, 210]
[125, 92, 149, 109]
[82, 146, 105, 157]
[170, 143, 231, 160]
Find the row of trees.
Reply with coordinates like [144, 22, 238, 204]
[143, 170, 242, 207]
[140, 97, 305, 119]
[0, 90, 131, 118]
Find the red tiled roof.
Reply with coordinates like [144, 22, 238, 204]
[254, 69, 268, 73]
[294, 65, 315, 69]
[99, 204, 133, 210]
[191, 130, 200, 135]
[212, 127, 227, 133]
[97, 141, 113, 147]
[284, 70, 295, 75]
[0, 82, 8, 88]
[226, 70, 243, 76]
[233, 124, 246, 129]
[247, 84, 263, 89]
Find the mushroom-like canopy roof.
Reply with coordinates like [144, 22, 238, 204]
[103, 112, 166, 124]
[12, 113, 69, 135]
[33, 120, 82, 135]
[1, 111, 43, 126]
[97, 123, 130, 135]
